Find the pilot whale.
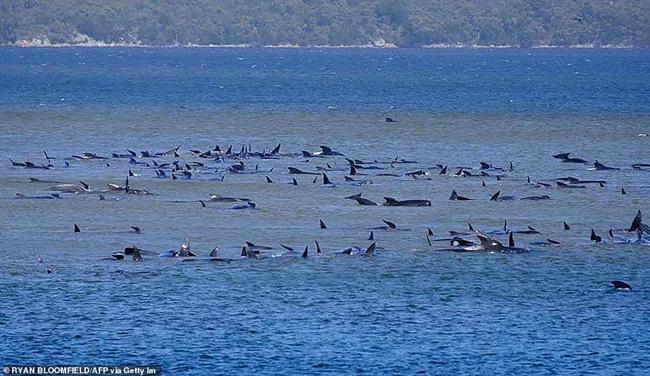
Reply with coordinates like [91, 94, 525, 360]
[382, 197, 431, 207]
[345, 193, 378, 206]
[435, 233, 528, 253]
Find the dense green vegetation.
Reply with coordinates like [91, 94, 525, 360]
[1, 0, 649, 47]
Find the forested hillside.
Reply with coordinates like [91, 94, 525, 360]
[1, 0, 648, 47]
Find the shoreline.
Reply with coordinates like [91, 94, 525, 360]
[1, 42, 641, 49]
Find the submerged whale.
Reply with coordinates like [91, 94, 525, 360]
[337, 242, 376, 256]
[553, 152, 587, 164]
[15, 193, 61, 199]
[434, 233, 528, 253]
[592, 160, 619, 171]
[490, 191, 515, 201]
[288, 167, 320, 175]
[209, 194, 251, 202]
[49, 182, 92, 193]
[382, 197, 431, 207]
[611, 280, 632, 291]
[345, 193, 378, 206]
[449, 190, 472, 201]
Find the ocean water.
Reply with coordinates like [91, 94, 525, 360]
[0, 47, 649, 375]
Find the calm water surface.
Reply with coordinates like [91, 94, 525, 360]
[1, 47, 649, 375]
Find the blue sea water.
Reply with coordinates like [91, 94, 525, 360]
[0, 47, 649, 375]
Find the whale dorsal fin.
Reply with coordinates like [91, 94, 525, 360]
[320, 145, 333, 154]
[628, 210, 642, 232]
[365, 242, 376, 256]
[590, 228, 599, 241]
[320, 219, 327, 229]
[477, 234, 503, 249]
[611, 280, 631, 290]
[383, 220, 396, 229]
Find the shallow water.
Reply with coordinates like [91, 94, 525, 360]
[1, 47, 649, 375]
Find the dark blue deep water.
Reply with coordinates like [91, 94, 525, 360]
[1, 47, 649, 375]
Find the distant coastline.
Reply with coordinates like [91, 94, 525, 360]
[4, 2, 648, 50]
[2, 39, 638, 49]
